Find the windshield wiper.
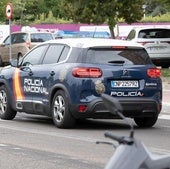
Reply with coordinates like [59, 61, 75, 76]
[108, 60, 125, 64]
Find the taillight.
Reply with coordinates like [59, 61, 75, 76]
[137, 41, 154, 46]
[26, 41, 30, 49]
[147, 68, 161, 78]
[111, 46, 126, 49]
[160, 41, 170, 44]
[72, 67, 102, 78]
[78, 105, 87, 112]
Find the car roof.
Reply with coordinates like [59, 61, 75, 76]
[45, 38, 144, 48]
[131, 26, 170, 31]
[11, 31, 53, 34]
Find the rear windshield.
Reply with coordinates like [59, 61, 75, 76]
[31, 33, 53, 42]
[138, 28, 170, 39]
[85, 48, 151, 65]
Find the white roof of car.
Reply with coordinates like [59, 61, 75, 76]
[131, 26, 170, 31]
[46, 38, 143, 48]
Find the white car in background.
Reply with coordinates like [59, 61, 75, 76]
[126, 27, 170, 68]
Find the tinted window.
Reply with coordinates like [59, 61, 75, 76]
[3, 33, 27, 45]
[21, 45, 48, 65]
[42, 45, 64, 64]
[3, 36, 10, 45]
[138, 29, 170, 38]
[31, 33, 53, 42]
[12, 33, 27, 43]
[86, 48, 151, 65]
[126, 30, 136, 40]
[58, 46, 70, 62]
[67, 47, 83, 63]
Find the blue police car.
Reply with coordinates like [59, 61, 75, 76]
[0, 38, 162, 128]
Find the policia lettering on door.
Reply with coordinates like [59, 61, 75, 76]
[24, 78, 47, 94]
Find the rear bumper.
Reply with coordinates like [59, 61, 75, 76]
[70, 98, 161, 119]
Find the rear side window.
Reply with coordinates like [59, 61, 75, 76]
[31, 33, 53, 42]
[42, 44, 65, 64]
[85, 48, 151, 65]
[138, 29, 170, 39]
[126, 30, 136, 40]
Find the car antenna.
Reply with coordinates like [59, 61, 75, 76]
[92, 27, 97, 38]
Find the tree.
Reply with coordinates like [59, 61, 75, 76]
[145, 0, 170, 16]
[0, 0, 8, 23]
[60, 0, 145, 38]
[44, 0, 62, 18]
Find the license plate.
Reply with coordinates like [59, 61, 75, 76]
[148, 46, 166, 51]
[111, 80, 139, 88]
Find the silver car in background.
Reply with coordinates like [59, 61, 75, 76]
[126, 27, 170, 68]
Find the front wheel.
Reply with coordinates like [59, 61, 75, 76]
[51, 90, 76, 128]
[134, 116, 158, 128]
[0, 56, 3, 66]
[0, 85, 17, 120]
[17, 53, 23, 60]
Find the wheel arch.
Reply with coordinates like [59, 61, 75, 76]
[49, 84, 71, 113]
[0, 81, 16, 111]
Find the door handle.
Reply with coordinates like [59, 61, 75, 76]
[50, 71, 55, 76]
[29, 71, 33, 76]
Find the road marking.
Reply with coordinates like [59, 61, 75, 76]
[150, 147, 170, 155]
[0, 144, 7, 147]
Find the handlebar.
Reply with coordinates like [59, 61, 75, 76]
[104, 131, 134, 145]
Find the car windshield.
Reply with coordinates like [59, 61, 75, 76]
[86, 48, 151, 65]
[138, 29, 170, 39]
[31, 33, 53, 42]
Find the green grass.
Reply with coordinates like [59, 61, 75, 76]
[161, 68, 170, 77]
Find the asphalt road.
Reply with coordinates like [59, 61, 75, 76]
[0, 111, 170, 169]
[0, 81, 169, 169]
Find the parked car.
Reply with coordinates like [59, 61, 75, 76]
[0, 38, 162, 128]
[54, 30, 110, 39]
[0, 31, 54, 66]
[126, 27, 170, 68]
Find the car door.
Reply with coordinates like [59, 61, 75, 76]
[0, 35, 11, 64]
[29, 44, 69, 114]
[17, 44, 49, 113]
[0, 34, 21, 64]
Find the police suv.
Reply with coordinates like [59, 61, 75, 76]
[0, 38, 162, 128]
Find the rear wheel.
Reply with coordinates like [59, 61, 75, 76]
[0, 56, 3, 66]
[0, 85, 17, 120]
[134, 116, 158, 128]
[51, 90, 76, 128]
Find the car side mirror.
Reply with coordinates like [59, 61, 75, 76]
[10, 59, 19, 67]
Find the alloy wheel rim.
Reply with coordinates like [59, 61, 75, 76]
[0, 90, 7, 114]
[53, 95, 65, 123]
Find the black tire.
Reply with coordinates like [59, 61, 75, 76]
[0, 56, 3, 67]
[134, 116, 158, 128]
[18, 53, 23, 60]
[51, 90, 76, 128]
[0, 85, 17, 120]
